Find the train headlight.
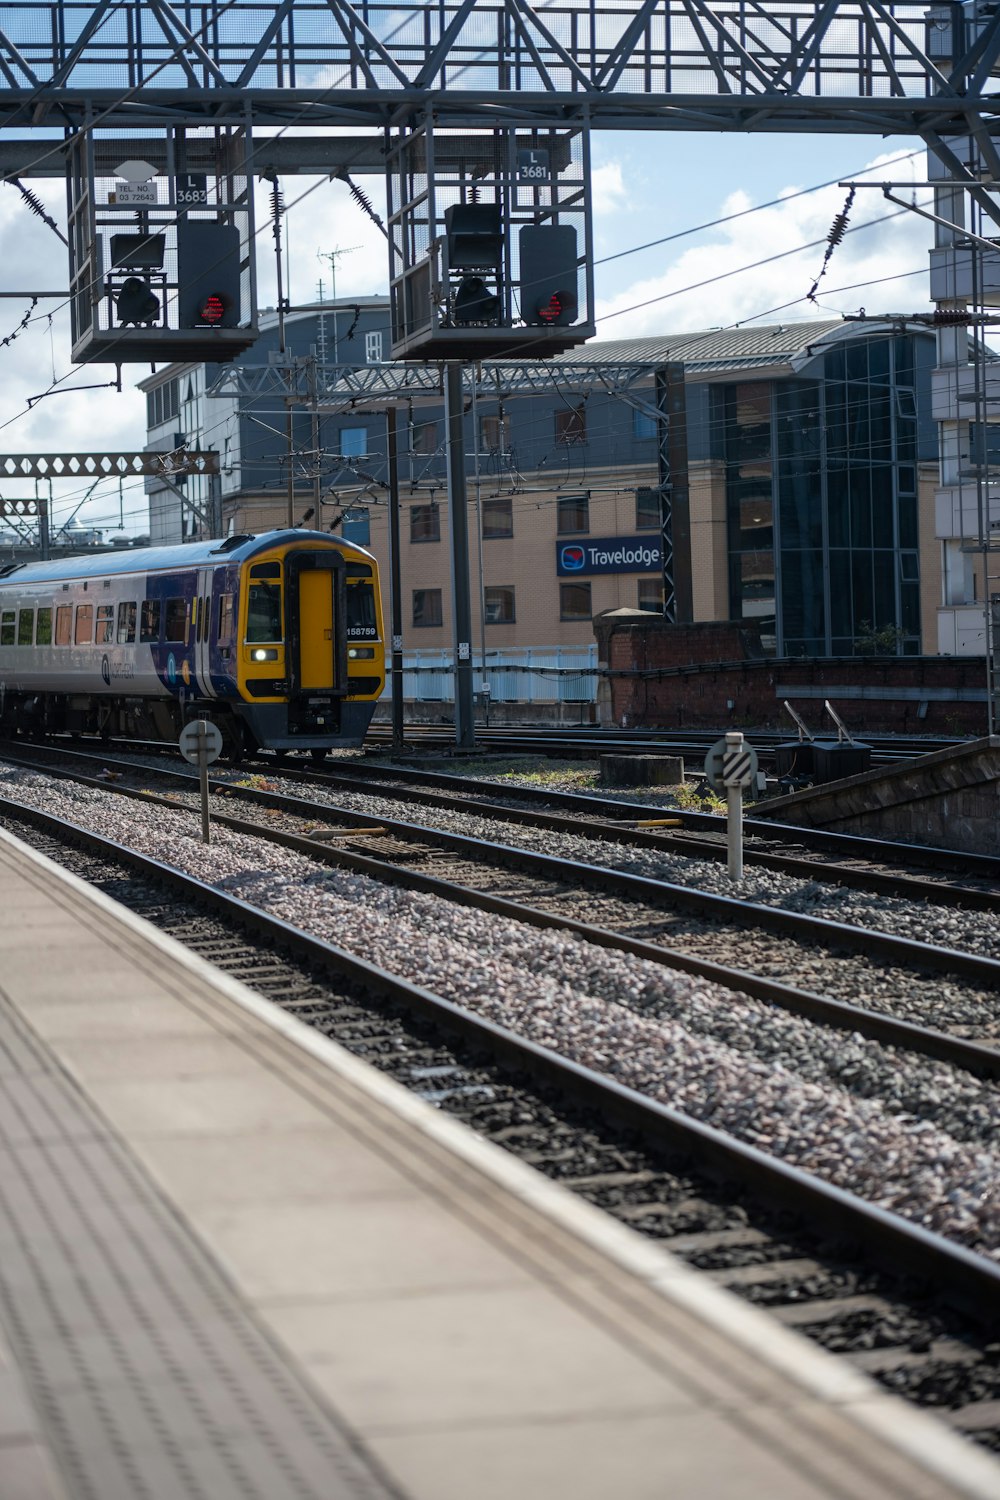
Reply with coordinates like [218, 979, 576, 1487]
[348, 647, 376, 659]
[252, 647, 279, 661]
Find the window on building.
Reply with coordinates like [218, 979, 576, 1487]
[560, 582, 592, 621]
[636, 487, 659, 530]
[410, 503, 440, 543]
[74, 604, 93, 645]
[637, 578, 663, 613]
[17, 608, 33, 645]
[0, 610, 14, 645]
[340, 507, 371, 546]
[365, 331, 383, 363]
[482, 496, 513, 538]
[55, 606, 72, 646]
[555, 404, 586, 445]
[557, 494, 589, 534]
[340, 427, 368, 458]
[95, 604, 114, 645]
[35, 607, 52, 646]
[633, 407, 658, 440]
[117, 601, 136, 644]
[480, 413, 511, 451]
[164, 598, 187, 642]
[146, 379, 179, 429]
[484, 586, 515, 624]
[412, 588, 443, 627]
[140, 600, 161, 642]
[411, 421, 438, 455]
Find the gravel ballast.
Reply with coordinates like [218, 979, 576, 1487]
[2, 761, 998, 1263]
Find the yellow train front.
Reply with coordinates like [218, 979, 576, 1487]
[0, 528, 385, 757]
[234, 531, 385, 755]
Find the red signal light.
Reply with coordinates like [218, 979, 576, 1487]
[537, 293, 563, 324]
[198, 294, 227, 325]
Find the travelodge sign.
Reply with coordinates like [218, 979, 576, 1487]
[556, 535, 661, 576]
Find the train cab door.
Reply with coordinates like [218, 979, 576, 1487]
[288, 552, 347, 696]
[194, 567, 216, 696]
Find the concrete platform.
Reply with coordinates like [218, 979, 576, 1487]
[0, 823, 998, 1500]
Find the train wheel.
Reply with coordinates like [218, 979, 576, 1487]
[310, 747, 328, 763]
[273, 749, 289, 763]
[223, 722, 247, 766]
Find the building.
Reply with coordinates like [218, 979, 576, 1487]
[142, 311, 951, 661]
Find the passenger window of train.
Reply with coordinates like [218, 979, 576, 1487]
[164, 597, 187, 642]
[96, 604, 114, 645]
[140, 600, 160, 642]
[117, 601, 136, 644]
[74, 604, 93, 645]
[246, 583, 283, 643]
[35, 608, 52, 646]
[55, 606, 72, 646]
[218, 594, 235, 638]
[17, 609, 33, 645]
[0, 610, 14, 646]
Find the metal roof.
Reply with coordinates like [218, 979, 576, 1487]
[552, 321, 851, 374]
[0, 529, 371, 584]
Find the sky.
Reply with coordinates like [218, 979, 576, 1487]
[0, 128, 937, 540]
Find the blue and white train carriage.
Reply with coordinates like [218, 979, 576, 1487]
[0, 530, 385, 756]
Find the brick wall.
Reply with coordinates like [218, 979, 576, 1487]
[599, 617, 988, 735]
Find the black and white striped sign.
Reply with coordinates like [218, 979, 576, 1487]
[722, 748, 754, 788]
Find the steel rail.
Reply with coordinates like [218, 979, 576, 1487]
[12, 741, 997, 909]
[2, 756, 999, 1077]
[5, 747, 1000, 988]
[2, 790, 997, 1327]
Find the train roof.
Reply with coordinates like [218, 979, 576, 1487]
[0, 530, 375, 585]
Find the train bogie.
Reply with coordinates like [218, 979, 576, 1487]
[0, 530, 385, 755]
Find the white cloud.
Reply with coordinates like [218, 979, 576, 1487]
[591, 162, 628, 216]
[593, 151, 933, 338]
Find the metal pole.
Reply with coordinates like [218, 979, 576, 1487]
[445, 362, 475, 749]
[197, 724, 211, 844]
[38, 496, 49, 560]
[725, 729, 743, 880]
[386, 406, 405, 750]
[655, 363, 692, 624]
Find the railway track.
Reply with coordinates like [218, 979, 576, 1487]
[4, 744, 1000, 1054]
[365, 721, 967, 768]
[2, 797, 998, 1453]
[7, 738, 999, 904]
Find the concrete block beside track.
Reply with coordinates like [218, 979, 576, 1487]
[600, 752, 684, 787]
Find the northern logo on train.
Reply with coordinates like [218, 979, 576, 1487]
[166, 652, 177, 686]
[561, 545, 585, 571]
[101, 654, 111, 686]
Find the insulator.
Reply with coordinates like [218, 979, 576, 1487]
[269, 179, 284, 219]
[827, 212, 850, 247]
[930, 309, 977, 325]
[9, 177, 46, 222]
[336, 172, 387, 237]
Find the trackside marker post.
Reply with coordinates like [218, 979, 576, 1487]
[178, 719, 224, 843]
[705, 731, 757, 882]
[724, 731, 745, 880]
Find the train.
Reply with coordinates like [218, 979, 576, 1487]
[0, 529, 385, 758]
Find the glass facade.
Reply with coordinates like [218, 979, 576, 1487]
[725, 336, 922, 657]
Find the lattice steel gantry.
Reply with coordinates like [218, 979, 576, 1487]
[0, 3, 993, 136]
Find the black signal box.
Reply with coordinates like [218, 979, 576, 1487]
[519, 225, 579, 327]
[176, 220, 241, 329]
[444, 204, 503, 271]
